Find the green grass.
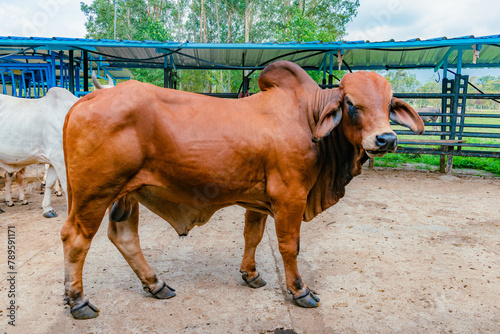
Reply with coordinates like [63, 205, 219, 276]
[376, 108, 500, 176]
[374, 153, 500, 177]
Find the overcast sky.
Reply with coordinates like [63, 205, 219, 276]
[346, 0, 500, 41]
[0, 0, 498, 41]
[0, 0, 498, 81]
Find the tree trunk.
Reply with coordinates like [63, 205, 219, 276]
[227, 11, 232, 42]
[244, 0, 251, 43]
[200, 0, 208, 43]
[177, 0, 182, 41]
[215, 0, 221, 43]
[283, 0, 291, 39]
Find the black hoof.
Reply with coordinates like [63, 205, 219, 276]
[242, 272, 267, 288]
[43, 210, 58, 218]
[71, 299, 100, 320]
[7, 202, 14, 207]
[56, 193, 63, 197]
[150, 282, 176, 299]
[0, 207, 4, 213]
[21, 201, 29, 206]
[293, 288, 320, 308]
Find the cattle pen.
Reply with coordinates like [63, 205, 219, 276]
[0, 35, 499, 174]
[1, 35, 499, 333]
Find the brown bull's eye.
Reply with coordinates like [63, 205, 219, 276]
[347, 102, 359, 121]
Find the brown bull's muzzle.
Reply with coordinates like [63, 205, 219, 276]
[362, 131, 398, 158]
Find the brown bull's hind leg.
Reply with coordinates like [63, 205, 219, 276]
[273, 199, 320, 308]
[61, 211, 106, 319]
[240, 209, 268, 288]
[107, 197, 175, 300]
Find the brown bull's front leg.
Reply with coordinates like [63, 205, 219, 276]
[274, 200, 320, 308]
[240, 209, 268, 288]
[107, 197, 175, 300]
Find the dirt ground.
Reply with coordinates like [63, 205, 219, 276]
[0, 167, 499, 334]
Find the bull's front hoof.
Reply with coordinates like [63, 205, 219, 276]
[242, 272, 267, 288]
[150, 282, 176, 299]
[293, 288, 320, 308]
[70, 299, 100, 320]
[21, 201, 29, 205]
[7, 202, 14, 207]
[43, 210, 58, 218]
[56, 192, 63, 197]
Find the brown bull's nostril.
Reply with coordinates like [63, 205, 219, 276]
[375, 133, 398, 151]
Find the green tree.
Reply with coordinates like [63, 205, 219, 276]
[416, 80, 440, 108]
[81, 0, 360, 92]
[469, 75, 500, 110]
[384, 70, 421, 93]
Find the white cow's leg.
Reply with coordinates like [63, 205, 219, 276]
[41, 165, 58, 218]
[54, 179, 63, 196]
[16, 168, 29, 205]
[5, 172, 14, 206]
[52, 163, 68, 210]
[40, 164, 49, 194]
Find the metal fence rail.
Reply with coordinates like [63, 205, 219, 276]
[392, 74, 500, 173]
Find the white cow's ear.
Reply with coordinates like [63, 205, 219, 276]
[390, 97, 425, 134]
[312, 95, 343, 141]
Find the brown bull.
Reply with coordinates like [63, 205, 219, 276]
[61, 61, 424, 319]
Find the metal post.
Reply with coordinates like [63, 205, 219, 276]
[456, 49, 463, 75]
[83, 51, 89, 91]
[328, 52, 333, 86]
[242, 53, 247, 97]
[164, 55, 175, 89]
[50, 51, 56, 88]
[69, 50, 75, 94]
[75, 62, 80, 92]
[164, 56, 169, 88]
[322, 55, 326, 86]
[58, 52, 64, 87]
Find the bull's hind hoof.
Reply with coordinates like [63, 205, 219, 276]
[150, 282, 176, 299]
[43, 210, 57, 218]
[70, 299, 100, 319]
[293, 288, 319, 308]
[21, 201, 29, 205]
[0, 207, 4, 213]
[242, 272, 267, 288]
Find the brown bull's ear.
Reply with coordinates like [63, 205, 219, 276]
[312, 97, 343, 141]
[390, 97, 425, 134]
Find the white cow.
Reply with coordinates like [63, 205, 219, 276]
[0, 87, 78, 217]
[1, 167, 28, 206]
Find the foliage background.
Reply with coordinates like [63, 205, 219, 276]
[81, 0, 359, 91]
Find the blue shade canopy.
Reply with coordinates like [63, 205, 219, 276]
[0, 34, 499, 71]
